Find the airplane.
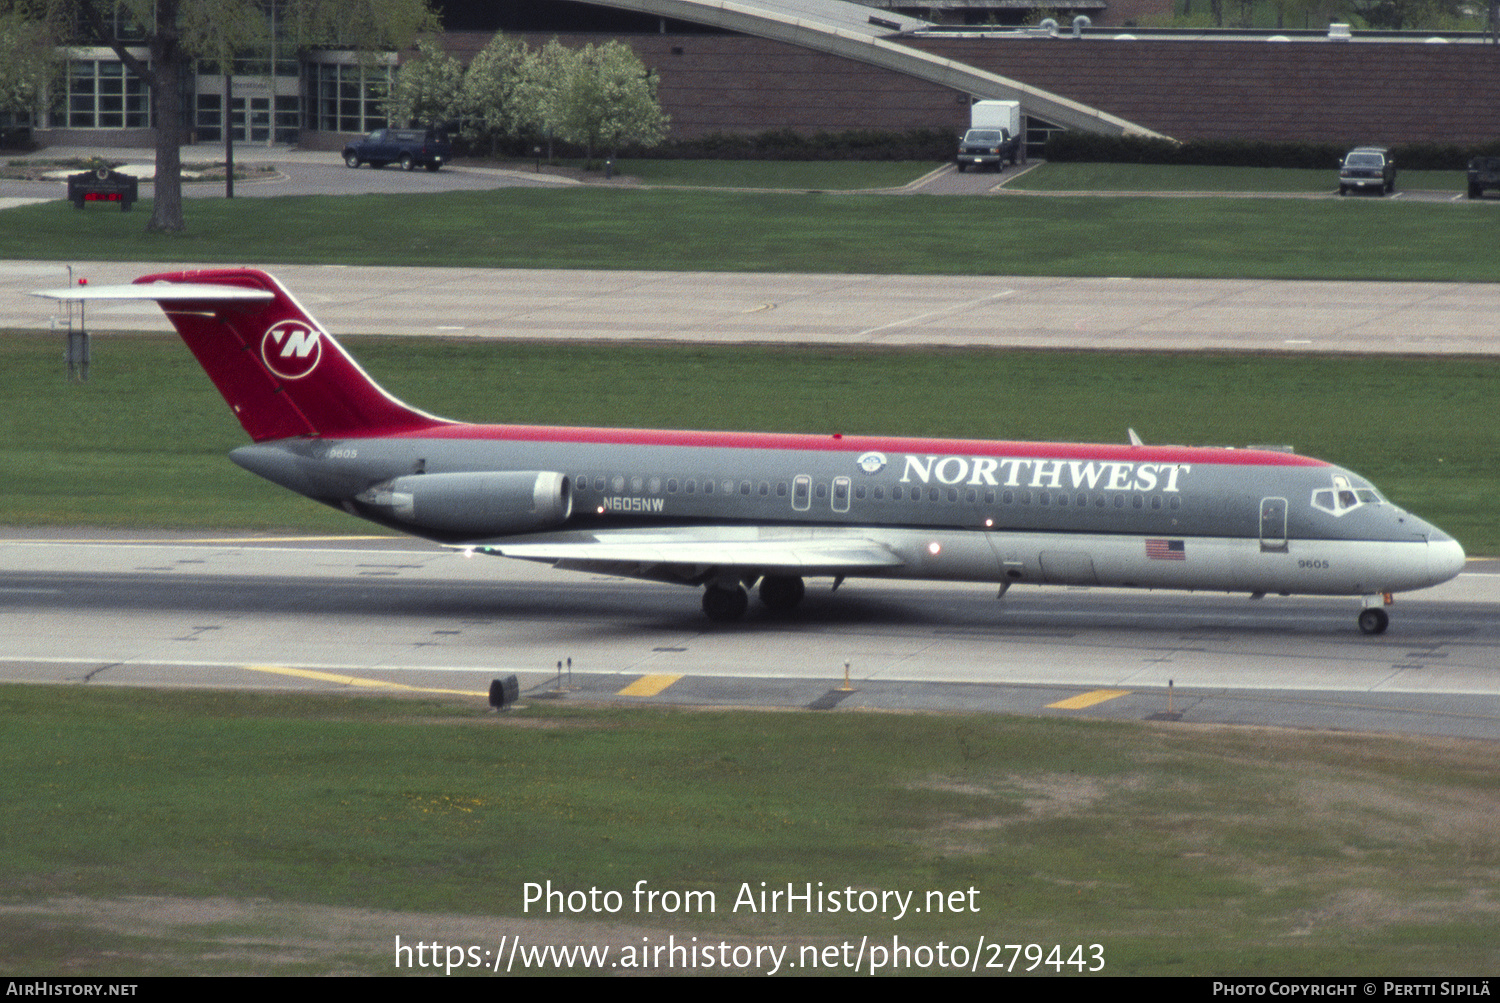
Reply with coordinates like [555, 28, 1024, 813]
[34, 268, 1466, 635]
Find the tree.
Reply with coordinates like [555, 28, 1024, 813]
[457, 32, 530, 154]
[385, 36, 461, 129]
[552, 40, 668, 161]
[14, 1, 438, 232]
[0, 3, 55, 126]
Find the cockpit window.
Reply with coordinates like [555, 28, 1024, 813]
[1312, 478, 1383, 516]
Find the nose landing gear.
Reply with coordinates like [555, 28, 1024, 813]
[1357, 594, 1392, 635]
[1357, 607, 1389, 635]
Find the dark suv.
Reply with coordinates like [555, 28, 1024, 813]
[1338, 147, 1395, 196]
[342, 128, 450, 171]
[1467, 156, 1500, 199]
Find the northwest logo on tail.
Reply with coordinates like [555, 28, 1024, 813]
[261, 320, 322, 380]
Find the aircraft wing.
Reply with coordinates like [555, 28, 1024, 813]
[471, 529, 904, 584]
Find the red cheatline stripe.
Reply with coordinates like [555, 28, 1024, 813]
[383, 424, 1328, 467]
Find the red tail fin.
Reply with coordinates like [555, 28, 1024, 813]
[133, 269, 448, 442]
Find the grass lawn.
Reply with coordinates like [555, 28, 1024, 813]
[3, 334, 1493, 553]
[1006, 162, 1470, 194]
[2, 685, 1496, 975]
[5, 186, 1500, 280]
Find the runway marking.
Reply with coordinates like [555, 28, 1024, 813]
[853, 289, 1014, 339]
[617, 674, 683, 697]
[244, 664, 486, 697]
[1048, 688, 1132, 710]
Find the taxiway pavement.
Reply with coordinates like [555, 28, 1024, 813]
[3, 532, 1496, 738]
[5, 260, 1500, 355]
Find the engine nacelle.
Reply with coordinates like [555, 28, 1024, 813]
[354, 471, 572, 536]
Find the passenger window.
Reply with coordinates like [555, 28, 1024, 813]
[649, 477, 661, 493]
[666, 479, 678, 493]
[685, 480, 696, 494]
[593, 476, 605, 492]
[612, 475, 625, 492]
[631, 476, 643, 492]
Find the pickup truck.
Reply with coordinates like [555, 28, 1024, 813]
[955, 128, 1019, 172]
[342, 128, 450, 171]
[1468, 156, 1500, 199]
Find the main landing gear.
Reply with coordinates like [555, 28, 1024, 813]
[700, 575, 807, 622]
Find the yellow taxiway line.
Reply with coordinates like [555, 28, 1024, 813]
[245, 664, 486, 697]
[616, 674, 684, 697]
[1047, 689, 1132, 710]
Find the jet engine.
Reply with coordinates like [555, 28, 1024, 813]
[354, 471, 572, 536]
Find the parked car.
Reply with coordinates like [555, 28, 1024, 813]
[1467, 156, 1500, 199]
[342, 128, 450, 172]
[955, 128, 1020, 172]
[1337, 147, 1395, 196]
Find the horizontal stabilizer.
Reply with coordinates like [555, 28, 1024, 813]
[33, 283, 274, 302]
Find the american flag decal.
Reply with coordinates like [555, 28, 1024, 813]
[1146, 538, 1186, 561]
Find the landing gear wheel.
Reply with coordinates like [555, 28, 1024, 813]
[702, 584, 748, 622]
[758, 575, 805, 613]
[400, 153, 415, 171]
[344, 152, 361, 168]
[1358, 608, 1389, 635]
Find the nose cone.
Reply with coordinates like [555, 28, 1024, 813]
[1428, 536, 1467, 587]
